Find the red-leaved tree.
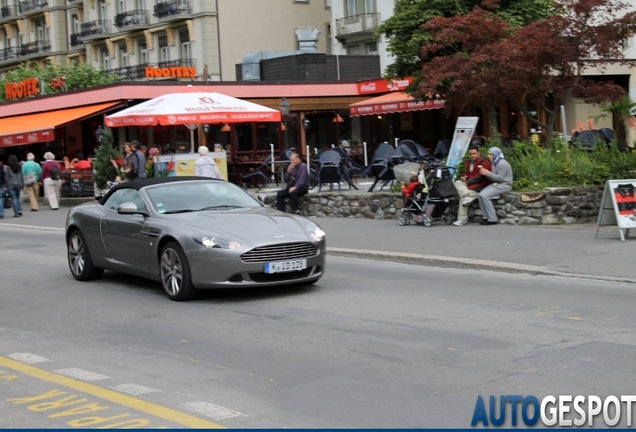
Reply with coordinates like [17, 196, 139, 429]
[415, 0, 636, 147]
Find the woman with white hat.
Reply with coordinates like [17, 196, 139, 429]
[194, 146, 223, 179]
[41, 152, 62, 210]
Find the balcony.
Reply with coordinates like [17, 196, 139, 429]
[80, 20, 110, 40]
[0, 6, 14, 20]
[0, 47, 17, 61]
[107, 64, 146, 80]
[18, 0, 48, 14]
[158, 57, 194, 68]
[70, 32, 83, 47]
[154, 0, 190, 20]
[114, 10, 149, 29]
[335, 13, 380, 40]
[20, 40, 50, 56]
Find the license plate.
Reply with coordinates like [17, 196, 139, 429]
[264, 259, 307, 274]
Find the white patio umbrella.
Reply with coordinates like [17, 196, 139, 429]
[104, 91, 282, 153]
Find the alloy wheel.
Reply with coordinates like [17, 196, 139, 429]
[68, 235, 85, 276]
[161, 248, 183, 296]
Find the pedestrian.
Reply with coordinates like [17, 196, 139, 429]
[22, 152, 42, 211]
[127, 141, 146, 180]
[0, 159, 5, 219]
[4, 155, 23, 217]
[477, 147, 513, 225]
[453, 145, 492, 226]
[194, 146, 223, 179]
[41, 152, 63, 210]
[276, 153, 309, 214]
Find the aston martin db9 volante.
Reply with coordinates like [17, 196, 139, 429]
[65, 177, 326, 301]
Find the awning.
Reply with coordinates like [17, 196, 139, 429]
[0, 101, 121, 147]
[349, 91, 445, 117]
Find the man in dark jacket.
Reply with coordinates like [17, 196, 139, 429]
[453, 145, 492, 226]
[277, 153, 309, 214]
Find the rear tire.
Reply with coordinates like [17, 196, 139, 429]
[67, 230, 104, 281]
[423, 215, 432, 227]
[160, 242, 198, 301]
[398, 213, 410, 226]
[443, 213, 453, 225]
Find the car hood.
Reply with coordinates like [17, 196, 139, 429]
[165, 207, 316, 246]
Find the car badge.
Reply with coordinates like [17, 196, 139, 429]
[275, 235, 284, 238]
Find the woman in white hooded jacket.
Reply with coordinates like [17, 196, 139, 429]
[194, 146, 223, 179]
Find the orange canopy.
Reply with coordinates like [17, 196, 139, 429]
[0, 102, 121, 147]
[349, 91, 445, 117]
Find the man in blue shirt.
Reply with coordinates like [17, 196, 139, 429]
[276, 153, 309, 214]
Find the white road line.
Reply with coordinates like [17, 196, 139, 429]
[0, 327, 36, 340]
[6, 353, 51, 364]
[109, 383, 161, 395]
[53, 368, 111, 381]
[0, 223, 64, 232]
[179, 401, 245, 420]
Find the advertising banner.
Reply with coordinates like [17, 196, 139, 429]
[446, 117, 480, 174]
[595, 179, 636, 241]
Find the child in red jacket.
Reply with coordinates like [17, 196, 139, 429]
[401, 175, 421, 201]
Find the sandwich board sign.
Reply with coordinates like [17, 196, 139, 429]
[595, 179, 636, 241]
[446, 116, 479, 175]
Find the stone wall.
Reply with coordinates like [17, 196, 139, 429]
[257, 185, 604, 225]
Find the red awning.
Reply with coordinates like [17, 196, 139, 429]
[349, 92, 444, 117]
[0, 102, 121, 147]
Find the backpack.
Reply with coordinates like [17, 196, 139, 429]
[50, 163, 61, 180]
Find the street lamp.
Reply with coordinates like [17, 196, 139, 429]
[279, 97, 290, 150]
[95, 126, 105, 144]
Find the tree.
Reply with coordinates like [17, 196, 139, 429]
[413, 0, 636, 147]
[596, 95, 636, 150]
[0, 63, 119, 102]
[376, 0, 554, 80]
[93, 128, 119, 190]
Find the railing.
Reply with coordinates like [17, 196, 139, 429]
[335, 13, 379, 38]
[157, 57, 194, 68]
[20, 40, 50, 56]
[0, 6, 13, 19]
[106, 59, 195, 80]
[0, 47, 17, 61]
[106, 64, 146, 80]
[70, 32, 83, 47]
[154, 0, 190, 19]
[18, 0, 48, 13]
[80, 20, 109, 37]
[114, 10, 149, 28]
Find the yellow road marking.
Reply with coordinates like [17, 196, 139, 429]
[0, 356, 224, 428]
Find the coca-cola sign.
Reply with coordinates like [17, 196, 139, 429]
[357, 77, 413, 94]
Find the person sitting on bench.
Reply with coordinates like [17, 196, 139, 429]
[277, 153, 309, 215]
[477, 147, 513, 225]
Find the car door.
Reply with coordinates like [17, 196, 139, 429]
[100, 188, 156, 272]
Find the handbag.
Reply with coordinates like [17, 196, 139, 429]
[3, 190, 11, 209]
[24, 172, 36, 185]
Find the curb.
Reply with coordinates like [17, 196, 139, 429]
[327, 247, 636, 285]
[2, 223, 633, 284]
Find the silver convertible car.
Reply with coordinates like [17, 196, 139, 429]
[65, 177, 326, 301]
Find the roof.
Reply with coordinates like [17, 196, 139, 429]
[99, 176, 222, 204]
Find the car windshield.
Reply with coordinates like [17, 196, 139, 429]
[145, 181, 262, 214]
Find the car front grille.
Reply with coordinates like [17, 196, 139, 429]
[241, 242, 318, 263]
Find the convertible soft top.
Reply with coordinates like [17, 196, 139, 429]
[99, 176, 221, 204]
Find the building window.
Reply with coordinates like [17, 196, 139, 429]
[136, 0, 145, 9]
[324, 0, 330, 8]
[138, 38, 147, 63]
[346, 0, 356, 16]
[325, 23, 331, 54]
[159, 35, 169, 61]
[179, 30, 190, 59]
[119, 43, 128, 66]
[102, 47, 110, 70]
[366, 42, 377, 55]
[72, 14, 80, 34]
[117, 0, 125, 13]
[34, 17, 46, 41]
[364, 0, 375, 13]
[347, 44, 360, 55]
[99, 0, 107, 20]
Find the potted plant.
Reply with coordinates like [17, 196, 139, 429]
[93, 127, 120, 198]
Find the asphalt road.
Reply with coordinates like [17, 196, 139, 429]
[1, 226, 635, 428]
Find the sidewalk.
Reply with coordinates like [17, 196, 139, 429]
[1, 200, 633, 283]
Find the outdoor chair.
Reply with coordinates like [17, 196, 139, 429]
[359, 142, 396, 192]
[317, 149, 344, 192]
[242, 154, 272, 192]
[332, 147, 361, 190]
[434, 139, 452, 159]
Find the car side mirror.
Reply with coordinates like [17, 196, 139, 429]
[117, 202, 146, 216]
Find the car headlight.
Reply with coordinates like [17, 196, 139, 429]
[306, 222, 326, 242]
[193, 233, 242, 249]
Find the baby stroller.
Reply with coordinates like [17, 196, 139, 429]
[398, 162, 457, 227]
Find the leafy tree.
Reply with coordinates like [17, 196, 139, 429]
[0, 63, 119, 102]
[595, 94, 636, 151]
[413, 0, 636, 147]
[93, 128, 119, 190]
[376, 0, 554, 80]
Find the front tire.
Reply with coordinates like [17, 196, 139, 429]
[67, 230, 104, 281]
[160, 242, 197, 301]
